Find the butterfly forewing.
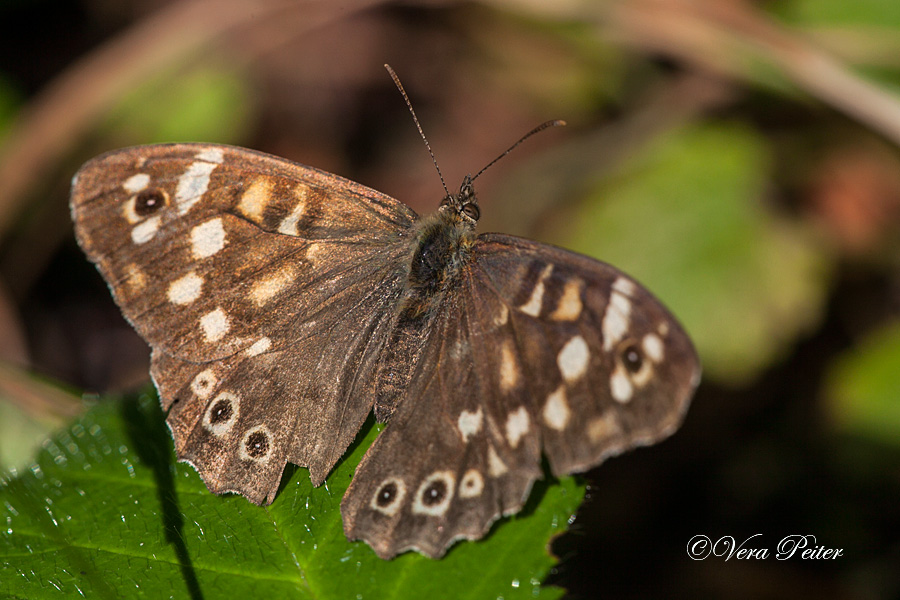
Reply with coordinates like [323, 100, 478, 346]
[71, 143, 416, 502]
[473, 234, 700, 470]
[71, 144, 415, 361]
[341, 233, 699, 558]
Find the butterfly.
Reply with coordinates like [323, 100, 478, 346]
[70, 88, 700, 560]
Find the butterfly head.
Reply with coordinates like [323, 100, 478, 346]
[439, 175, 480, 226]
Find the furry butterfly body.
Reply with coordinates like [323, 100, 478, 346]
[71, 142, 700, 558]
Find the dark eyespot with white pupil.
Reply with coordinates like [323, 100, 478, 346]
[461, 203, 480, 221]
[134, 188, 168, 216]
[376, 482, 398, 507]
[622, 343, 643, 373]
[208, 398, 233, 424]
[245, 430, 269, 458]
[421, 480, 447, 506]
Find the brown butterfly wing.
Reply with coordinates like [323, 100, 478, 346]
[71, 144, 416, 503]
[341, 233, 700, 558]
[71, 144, 415, 362]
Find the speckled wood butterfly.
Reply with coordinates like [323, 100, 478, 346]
[70, 79, 699, 559]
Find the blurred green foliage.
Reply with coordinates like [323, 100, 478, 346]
[101, 64, 255, 145]
[776, 0, 900, 27]
[0, 73, 22, 141]
[828, 322, 900, 445]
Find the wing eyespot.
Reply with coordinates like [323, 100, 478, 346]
[376, 482, 399, 506]
[621, 343, 644, 374]
[370, 478, 407, 516]
[240, 425, 274, 462]
[134, 188, 169, 216]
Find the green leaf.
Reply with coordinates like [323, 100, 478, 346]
[0, 392, 584, 599]
[826, 321, 900, 445]
[550, 123, 830, 384]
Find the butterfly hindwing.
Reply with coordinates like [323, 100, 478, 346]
[71, 143, 417, 502]
[341, 233, 699, 558]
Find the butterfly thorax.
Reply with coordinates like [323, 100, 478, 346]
[400, 177, 479, 321]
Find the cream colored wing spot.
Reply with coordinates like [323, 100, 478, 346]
[457, 407, 483, 442]
[237, 178, 273, 222]
[499, 340, 520, 392]
[493, 304, 509, 326]
[458, 469, 485, 499]
[613, 277, 636, 296]
[123, 173, 150, 194]
[175, 159, 219, 215]
[122, 197, 141, 225]
[505, 406, 530, 449]
[487, 445, 508, 477]
[550, 278, 583, 321]
[195, 147, 224, 164]
[191, 369, 218, 399]
[277, 184, 308, 235]
[602, 277, 633, 351]
[246, 337, 272, 357]
[542, 386, 570, 431]
[131, 216, 161, 244]
[121, 263, 148, 295]
[167, 271, 203, 305]
[249, 265, 296, 307]
[557, 335, 590, 383]
[642, 333, 665, 363]
[305, 242, 322, 264]
[191, 218, 226, 259]
[610, 365, 634, 403]
[200, 308, 230, 342]
[588, 411, 622, 443]
[518, 264, 553, 317]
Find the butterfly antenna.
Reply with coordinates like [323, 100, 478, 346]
[472, 119, 566, 182]
[385, 64, 451, 198]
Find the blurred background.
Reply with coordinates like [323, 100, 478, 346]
[1, 0, 899, 598]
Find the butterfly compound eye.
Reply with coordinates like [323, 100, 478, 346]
[461, 203, 480, 221]
[134, 188, 169, 216]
